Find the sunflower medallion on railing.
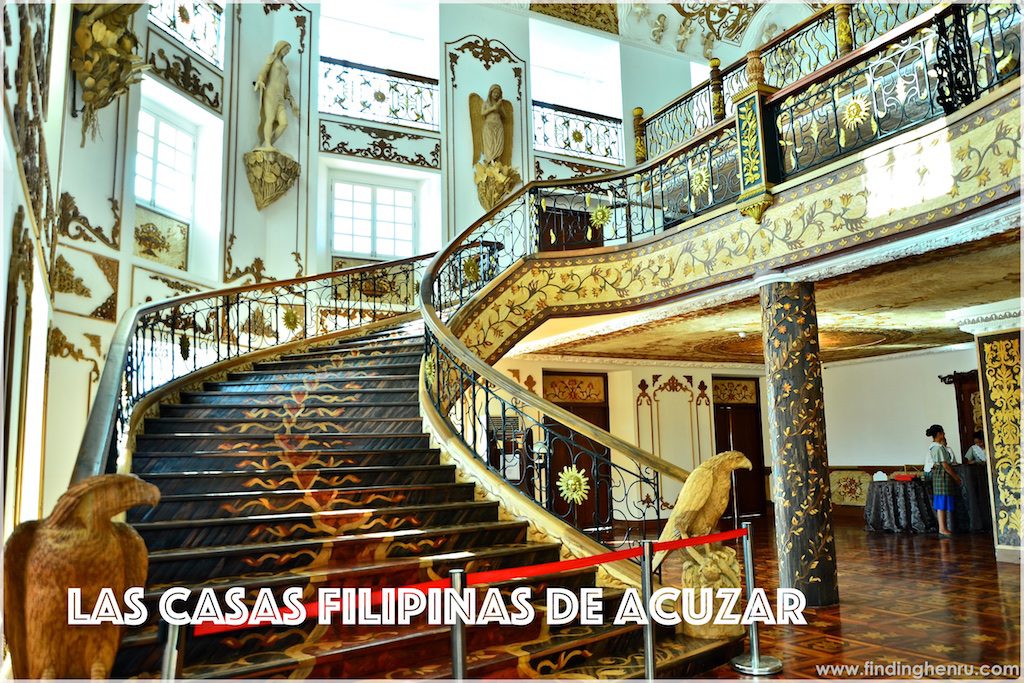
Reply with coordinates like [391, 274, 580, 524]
[556, 465, 591, 506]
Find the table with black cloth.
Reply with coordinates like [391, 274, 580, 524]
[864, 478, 937, 533]
[863, 464, 992, 534]
[950, 463, 993, 533]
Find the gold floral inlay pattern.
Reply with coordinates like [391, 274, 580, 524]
[979, 332, 1021, 546]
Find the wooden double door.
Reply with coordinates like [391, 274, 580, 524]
[712, 378, 768, 522]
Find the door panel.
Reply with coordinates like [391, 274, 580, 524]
[714, 402, 768, 520]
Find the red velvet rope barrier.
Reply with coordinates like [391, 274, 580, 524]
[191, 526, 747, 637]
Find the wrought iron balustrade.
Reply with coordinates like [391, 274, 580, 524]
[771, 2, 1020, 177]
[640, 2, 941, 159]
[532, 101, 624, 164]
[148, 0, 225, 67]
[73, 255, 435, 482]
[319, 57, 439, 130]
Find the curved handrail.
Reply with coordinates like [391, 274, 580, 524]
[73, 253, 436, 483]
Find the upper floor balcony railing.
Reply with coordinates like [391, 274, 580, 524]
[532, 101, 625, 165]
[640, 2, 937, 159]
[319, 57, 440, 131]
[148, 0, 225, 68]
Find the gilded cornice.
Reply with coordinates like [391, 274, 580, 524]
[530, 3, 619, 35]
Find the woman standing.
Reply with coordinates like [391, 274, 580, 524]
[926, 424, 962, 537]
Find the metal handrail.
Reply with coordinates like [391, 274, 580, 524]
[72, 252, 436, 483]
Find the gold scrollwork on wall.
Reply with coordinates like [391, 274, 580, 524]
[978, 331, 1021, 547]
[543, 374, 606, 404]
[147, 46, 222, 113]
[46, 327, 100, 383]
[530, 3, 619, 35]
[57, 192, 122, 250]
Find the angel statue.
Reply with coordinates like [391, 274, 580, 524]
[255, 40, 300, 151]
[469, 84, 519, 210]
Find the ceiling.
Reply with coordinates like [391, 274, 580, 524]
[534, 230, 1021, 364]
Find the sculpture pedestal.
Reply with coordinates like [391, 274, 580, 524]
[678, 545, 746, 639]
[243, 149, 300, 210]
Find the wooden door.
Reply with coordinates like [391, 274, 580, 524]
[542, 372, 611, 537]
[538, 207, 603, 252]
[712, 379, 768, 521]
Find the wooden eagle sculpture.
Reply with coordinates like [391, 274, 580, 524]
[652, 450, 752, 570]
[4, 474, 160, 679]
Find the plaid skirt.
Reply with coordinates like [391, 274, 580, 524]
[932, 466, 954, 496]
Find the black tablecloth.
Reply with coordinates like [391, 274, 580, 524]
[951, 464, 993, 533]
[864, 479, 937, 533]
[864, 466, 992, 534]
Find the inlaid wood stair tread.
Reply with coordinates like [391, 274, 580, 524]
[112, 320, 735, 678]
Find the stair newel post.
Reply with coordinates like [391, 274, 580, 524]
[640, 539, 656, 680]
[632, 106, 646, 164]
[449, 568, 468, 680]
[709, 57, 725, 123]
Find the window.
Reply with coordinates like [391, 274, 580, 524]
[135, 108, 197, 221]
[331, 180, 416, 258]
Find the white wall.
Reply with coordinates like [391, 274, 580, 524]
[619, 43, 693, 164]
[822, 345, 979, 468]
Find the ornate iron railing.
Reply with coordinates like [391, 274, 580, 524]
[532, 101, 624, 164]
[771, 2, 1020, 177]
[148, 0, 225, 67]
[641, 2, 939, 158]
[72, 255, 435, 482]
[319, 57, 439, 131]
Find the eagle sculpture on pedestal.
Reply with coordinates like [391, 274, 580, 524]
[653, 450, 753, 570]
[4, 473, 160, 679]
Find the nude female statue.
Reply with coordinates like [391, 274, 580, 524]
[255, 40, 300, 150]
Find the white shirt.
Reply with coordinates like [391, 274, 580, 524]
[925, 443, 958, 472]
[964, 444, 987, 463]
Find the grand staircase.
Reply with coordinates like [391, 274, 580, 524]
[111, 323, 740, 678]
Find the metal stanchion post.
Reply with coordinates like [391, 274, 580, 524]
[159, 621, 186, 680]
[730, 471, 740, 530]
[730, 522, 783, 675]
[450, 568, 468, 680]
[640, 540, 657, 680]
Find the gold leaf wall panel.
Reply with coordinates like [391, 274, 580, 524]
[134, 206, 189, 271]
[978, 330, 1021, 548]
[530, 3, 619, 34]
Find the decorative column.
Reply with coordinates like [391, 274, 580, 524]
[759, 277, 839, 607]
[834, 4, 854, 56]
[709, 57, 725, 123]
[952, 299, 1021, 563]
[632, 106, 647, 163]
[733, 51, 780, 224]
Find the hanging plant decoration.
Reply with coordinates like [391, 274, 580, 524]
[556, 465, 591, 506]
[70, 4, 150, 146]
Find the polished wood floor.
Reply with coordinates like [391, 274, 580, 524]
[669, 510, 1021, 679]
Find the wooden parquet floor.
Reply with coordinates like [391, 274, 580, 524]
[681, 514, 1021, 679]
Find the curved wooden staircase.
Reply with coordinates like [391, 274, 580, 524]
[110, 323, 740, 678]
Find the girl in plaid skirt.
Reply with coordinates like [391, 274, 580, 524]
[926, 424, 962, 537]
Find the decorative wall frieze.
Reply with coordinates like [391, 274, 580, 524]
[530, 3, 619, 35]
[129, 265, 208, 306]
[51, 254, 92, 297]
[223, 234, 268, 284]
[6, 206, 34, 317]
[319, 118, 441, 170]
[670, 3, 759, 44]
[712, 378, 758, 404]
[56, 192, 122, 250]
[51, 246, 119, 322]
[46, 327, 100, 382]
[146, 25, 223, 113]
[542, 373, 606, 403]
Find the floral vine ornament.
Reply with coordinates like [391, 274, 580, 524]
[244, 41, 301, 210]
[469, 85, 521, 210]
[556, 465, 591, 506]
[70, 4, 149, 146]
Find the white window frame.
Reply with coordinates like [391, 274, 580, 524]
[134, 101, 199, 225]
[328, 172, 419, 259]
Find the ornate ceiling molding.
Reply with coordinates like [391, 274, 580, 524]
[512, 352, 764, 371]
[670, 2, 759, 44]
[530, 3, 619, 35]
[949, 299, 1022, 336]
